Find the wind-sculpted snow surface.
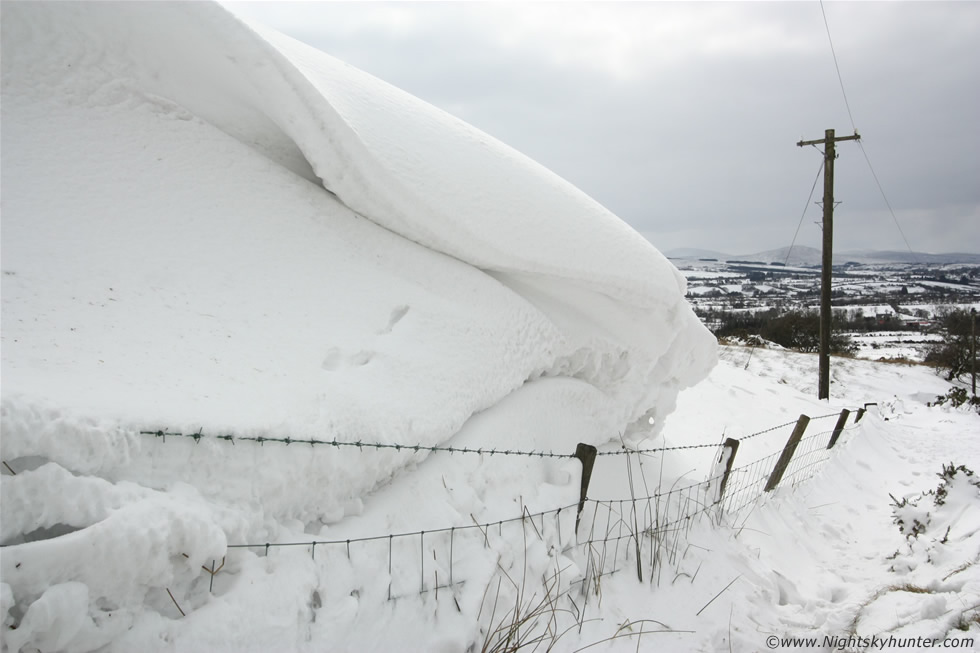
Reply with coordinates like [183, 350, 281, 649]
[1, 2, 714, 650]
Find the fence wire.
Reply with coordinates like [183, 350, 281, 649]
[722, 450, 783, 514]
[786, 421, 860, 488]
[2, 409, 866, 617]
[224, 502, 578, 601]
[134, 408, 860, 460]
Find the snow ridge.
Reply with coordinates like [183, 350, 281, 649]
[2, 0, 714, 446]
[1, 3, 715, 649]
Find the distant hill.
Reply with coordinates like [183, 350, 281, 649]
[663, 248, 730, 260]
[664, 246, 980, 266]
[835, 250, 980, 265]
[664, 246, 821, 266]
[739, 246, 822, 266]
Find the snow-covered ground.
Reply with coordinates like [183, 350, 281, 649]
[848, 331, 944, 363]
[609, 346, 980, 653]
[3, 3, 979, 652]
[2, 2, 716, 649]
[6, 340, 977, 652]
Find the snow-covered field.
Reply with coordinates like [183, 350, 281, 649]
[848, 331, 944, 363]
[3, 3, 979, 652]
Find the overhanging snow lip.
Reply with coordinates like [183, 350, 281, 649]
[223, 9, 685, 312]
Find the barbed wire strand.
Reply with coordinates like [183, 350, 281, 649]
[5, 417, 862, 606]
[136, 409, 855, 459]
[1, 412, 861, 570]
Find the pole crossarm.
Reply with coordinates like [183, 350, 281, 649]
[797, 131, 860, 148]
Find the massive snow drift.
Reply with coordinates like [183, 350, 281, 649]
[1, 2, 714, 650]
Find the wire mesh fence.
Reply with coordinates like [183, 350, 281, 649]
[223, 503, 578, 602]
[1, 406, 868, 619]
[574, 466, 732, 589]
[194, 409, 859, 604]
[722, 449, 784, 515]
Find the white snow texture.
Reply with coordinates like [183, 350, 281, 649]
[1, 2, 715, 651]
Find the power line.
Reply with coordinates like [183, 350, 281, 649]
[818, 0, 916, 260]
[858, 141, 916, 258]
[784, 157, 825, 266]
[819, 0, 857, 133]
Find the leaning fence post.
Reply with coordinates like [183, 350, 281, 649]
[764, 415, 810, 492]
[574, 443, 598, 533]
[826, 409, 851, 449]
[855, 403, 876, 423]
[716, 438, 740, 503]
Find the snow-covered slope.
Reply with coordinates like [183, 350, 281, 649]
[592, 348, 980, 652]
[1, 2, 714, 650]
[1, 1, 712, 469]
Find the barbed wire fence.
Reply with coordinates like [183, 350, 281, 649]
[2, 404, 875, 626]
[134, 427, 729, 457]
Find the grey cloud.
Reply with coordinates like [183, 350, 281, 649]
[228, 1, 980, 255]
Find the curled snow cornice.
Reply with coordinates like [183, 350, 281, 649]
[7, 0, 682, 308]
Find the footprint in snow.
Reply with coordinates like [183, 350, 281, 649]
[321, 347, 375, 370]
[322, 305, 407, 371]
[321, 347, 343, 371]
[349, 350, 374, 366]
[378, 305, 409, 335]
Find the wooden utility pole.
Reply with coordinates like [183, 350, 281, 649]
[797, 129, 860, 400]
[971, 308, 976, 398]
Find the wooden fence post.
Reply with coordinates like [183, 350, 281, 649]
[855, 403, 876, 423]
[826, 409, 851, 449]
[716, 438, 740, 503]
[574, 443, 597, 533]
[764, 415, 810, 492]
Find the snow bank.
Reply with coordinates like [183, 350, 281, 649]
[1, 2, 714, 649]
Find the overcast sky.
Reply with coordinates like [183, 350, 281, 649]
[226, 1, 980, 256]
